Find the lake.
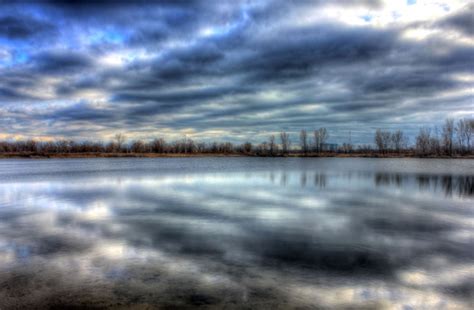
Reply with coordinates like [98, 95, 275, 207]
[0, 158, 472, 309]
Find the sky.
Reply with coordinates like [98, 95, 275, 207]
[0, 0, 472, 144]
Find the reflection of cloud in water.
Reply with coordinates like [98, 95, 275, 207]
[0, 159, 472, 308]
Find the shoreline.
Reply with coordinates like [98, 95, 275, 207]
[0, 152, 472, 159]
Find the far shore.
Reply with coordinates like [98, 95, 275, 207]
[0, 152, 472, 159]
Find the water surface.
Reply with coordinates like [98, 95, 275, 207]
[0, 158, 472, 309]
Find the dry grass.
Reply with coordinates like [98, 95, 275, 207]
[0, 152, 472, 159]
[0, 152, 245, 159]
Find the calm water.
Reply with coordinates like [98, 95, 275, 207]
[0, 158, 472, 309]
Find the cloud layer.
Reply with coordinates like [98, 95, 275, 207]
[0, 0, 472, 143]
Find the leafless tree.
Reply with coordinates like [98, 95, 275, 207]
[468, 119, 474, 152]
[346, 130, 352, 153]
[280, 131, 290, 155]
[269, 135, 276, 156]
[196, 142, 206, 153]
[242, 142, 252, 154]
[429, 126, 441, 156]
[131, 140, 145, 153]
[416, 128, 431, 156]
[25, 139, 38, 152]
[374, 129, 391, 153]
[299, 129, 308, 154]
[442, 119, 455, 156]
[257, 142, 269, 156]
[55, 140, 70, 153]
[186, 138, 197, 153]
[150, 138, 166, 153]
[313, 127, 328, 152]
[456, 119, 473, 154]
[357, 144, 373, 152]
[114, 133, 126, 152]
[319, 128, 329, 150]
[375, 129, 383, 152]
[220, 142, 234, 153]
[341, 143, 353, 153]
[391, 130, 408, 153]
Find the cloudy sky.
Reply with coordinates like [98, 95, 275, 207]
[0, 0, 472, 144]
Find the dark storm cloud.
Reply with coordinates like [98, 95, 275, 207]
[0, 0, 472, 141]
[358, 70, 457, 94]
[113, 85, 246, 108]
[236, 24, 398, 83]
[437, 4, 473, 36]
[0, 86, 32, 101]
[55, 76, 102, 95]
[43, 0, 200, 9]
[32, 51, 95, 74]
[147, 44, 225, 82]
[104, 22, 399, 119]
[0, 15, 54, 39]
[434, 45, 474, 69]
[0, 70, 42, 101]
[48, 102, 113, 122]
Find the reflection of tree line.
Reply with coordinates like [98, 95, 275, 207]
[265, 171, 472, 197]
[268, 172, 327, 188]
[299, 172, 327, 188]
[375, 173, 473, 197]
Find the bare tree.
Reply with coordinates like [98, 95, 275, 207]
[184, 135, 188, 154]
[313, 127, 328, 152]
[280, 131, 290, 155]
[213, 142, 230, 154]
[374, 129, 391, 153]
[242, 142, 252, 154]
[131, 140, 145, 153]
[382, 131, 391, 152]
[319, 128, 328, 151]
[375, 129, 383, 152]
[299, 129, 308, 154]
[197, 142, 206, 153]
[341, 143, 353, 153]
[114, 133, 126, 152]
[186, 138, 196, 153]
[347, 130, 352, 153]
[25, 139, 38, 152]
[416, 128, 431, 156]
[456, 119, 467, 153]
[391, 130, 407, 153]
[258, 142, 269, 156]
[456, 118, 473, 154]
[269, 135, 277, 156]
[313, 130, 321, 152]
[442, 119, 454, 156]
[429, 128, 441, 156]
[468, 119, 474, 153]
[55, 140, 70, 153]
[150, 138, 166, 153]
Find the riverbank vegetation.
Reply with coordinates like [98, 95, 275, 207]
[1, 118, 472, 158]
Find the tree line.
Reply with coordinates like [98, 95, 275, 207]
[374, 118, 472, 156]
[0, 118, 472, 157]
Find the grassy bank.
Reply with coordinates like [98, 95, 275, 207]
[0, 152, 244, 159]
[1, 152, 472, 159]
